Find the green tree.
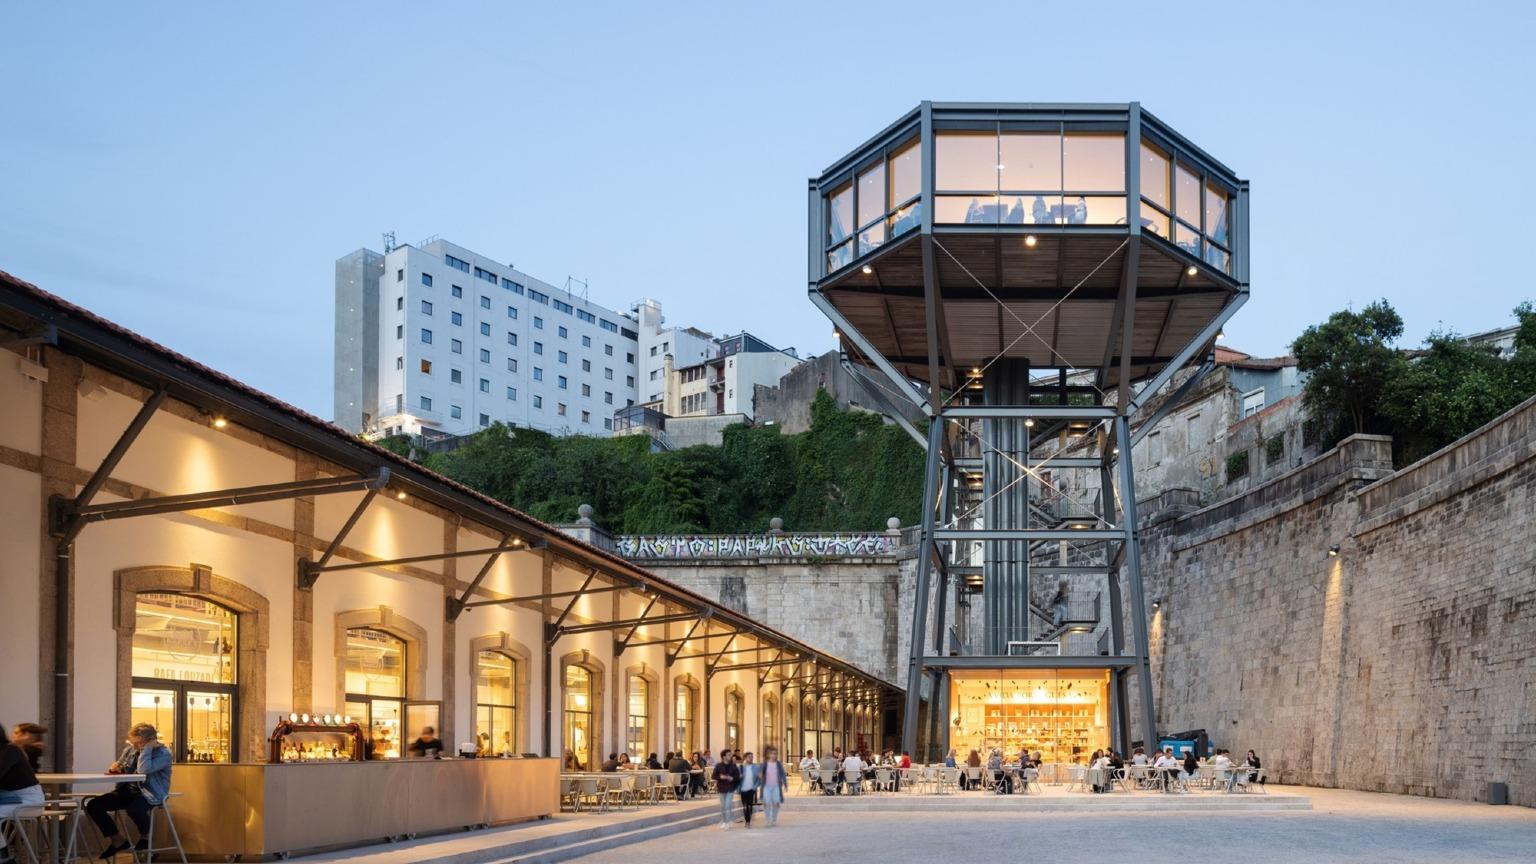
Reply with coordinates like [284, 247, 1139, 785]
[1376, 331, 1517, 463]
[1292, 300, 1407, 440]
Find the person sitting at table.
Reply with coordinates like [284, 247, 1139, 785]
[1180, 750, 1198, 792]
[986, 749, 1007, 793]
[817, 751, 839, 795]
[1245, 750, 1263, 787]
[667, 751, 692, 798]
[1130, 746, 1148, 766]
[645, 752, 661, 770]
[8, 724, 45, 773]
[840, 750, 863, 794]
[0, 725, 44, 864]
[86, 722, 173, 861]
[474, 731, 491, 757]
[563, 748, 583, 771]
[1032, 195, 1052, 225]
[899, 751, 912, 769]
[406, 726, 443, 758]
[601, 753, 619, 772]
[497, 731, 514, 757]
[690, 752, 709, 797]
[1152, 749, 1178, 791]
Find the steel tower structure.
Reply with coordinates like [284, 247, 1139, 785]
[807, 102, 1249, 757]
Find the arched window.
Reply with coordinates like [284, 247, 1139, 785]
[131, 593, 237, 762]
[785, 697, 798, 757]
[802, 695, 816, 756]
[761, 695, 777, 754]
[626, 675, 650, 757]
[674, 680, 697, 753]
[563, 665, 594, 769]
[475, 650, 517, 756]
[344, 628, 406, 759]
[725, 688, 744, 753]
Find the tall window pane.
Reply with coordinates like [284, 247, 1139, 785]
[1000, 133, 1060, 191]
[627, 675, 649, 757]
[564, 665, 593, 769]
[1175, 162, 1201, 227]
[132, 593, 237, 762]
[935, 133, 998, 191]
[888, 138, 920, 204]
[346, 628, 405, 759]
[857, 162, 886, 228]
[725, 690, 743, 752]
[1062, 134, 1124, 191]
[1140, 141, 1170, 208]
[1204, 183, 1230, 247]
[475, 650, 517, 757]
[674, 681, 696, 753]
[826, 183, 853, 244]
[762, 698, 777, 753]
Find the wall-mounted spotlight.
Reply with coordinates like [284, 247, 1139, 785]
[1327, 544, 1340, 557]
[861, 264, 873, 275]
[1186, 265, 1198, 277]
[212, 415, 229, 429]
[1151, 597, 1163, 610]
[1024, 235, 1038, 248]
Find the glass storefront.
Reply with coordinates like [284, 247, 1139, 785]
[131, 593, 237, 762]
[947, 669, 1110, 764]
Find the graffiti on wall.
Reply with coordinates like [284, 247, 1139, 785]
[615, 533, 899, 560]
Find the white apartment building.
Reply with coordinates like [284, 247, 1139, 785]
[335, 239, 644, 437]
[661, 332, 803, 420]
[633, 298, 716, 405]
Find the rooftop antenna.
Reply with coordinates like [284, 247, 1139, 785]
[565, 276, 589, 301]
[382, 231, 397, 253]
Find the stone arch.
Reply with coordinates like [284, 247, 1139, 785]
[114, 563, 270, 763]
[468, 632, 532, 755]
[622, 661, 660, 758]
[333, 606, 429, 711]
[557, 649, 605, 770]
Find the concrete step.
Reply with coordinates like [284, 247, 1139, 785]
[293, 802, 716, 864]
[794, 792, 1311, 813]
[488, 809, 718, 864]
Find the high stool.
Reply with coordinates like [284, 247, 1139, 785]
[134, 794, 187, 864]
[0, 804, 47, 864]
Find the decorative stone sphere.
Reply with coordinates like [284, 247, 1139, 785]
[887, 517, 902, 530]
[769, 516, 783, 531]
[577, 503, 594, 521]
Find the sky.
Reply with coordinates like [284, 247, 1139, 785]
[3, 1, 1533, 418]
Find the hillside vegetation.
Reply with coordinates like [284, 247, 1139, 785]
[379, 389, 924, 534]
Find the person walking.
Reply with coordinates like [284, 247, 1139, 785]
[737, 752, 760, 829]
[712, 749, 740, 830]
[760, 747, 788, 827]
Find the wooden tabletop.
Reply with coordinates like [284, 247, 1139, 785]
[37, 773, 145, 784]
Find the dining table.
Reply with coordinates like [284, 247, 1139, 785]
[33, 774, 146, 864]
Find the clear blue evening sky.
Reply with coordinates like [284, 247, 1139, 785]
[3, 2, 1533, 418]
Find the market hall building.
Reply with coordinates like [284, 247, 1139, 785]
[0, 271, 895, 858]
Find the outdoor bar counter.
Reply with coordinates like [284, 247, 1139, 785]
[169, 758, 559, 860]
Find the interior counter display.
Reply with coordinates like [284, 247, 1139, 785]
[949, 669, 1110, 763]
[170, 758, 559, 860]
[269, 715, 367, 762]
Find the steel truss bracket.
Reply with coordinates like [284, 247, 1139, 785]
[665, 610, 714, 666]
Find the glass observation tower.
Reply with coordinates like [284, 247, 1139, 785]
[807, 102, 1249, 760]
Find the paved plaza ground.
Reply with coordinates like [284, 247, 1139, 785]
[579, 787, 1536, 864]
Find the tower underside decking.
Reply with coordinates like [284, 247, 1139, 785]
[820, 232, 1239, 389]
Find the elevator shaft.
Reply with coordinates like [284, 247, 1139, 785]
[981, 359, 1032, 654]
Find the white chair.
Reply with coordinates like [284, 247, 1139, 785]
[1065, 765, 1087, 793]
[938, 767, 960, 795]
[844, 767, 863, 795]
[577, 777, 606, 811]
[965, 766, 983, 791]
[799, 768, 814, 794]
[0, 804, 46, 864]
[1020, 767, 1040, 794]
[873, 768, 894, 793]
[898, 767, 916, 792]
[816, 769, 839, 795]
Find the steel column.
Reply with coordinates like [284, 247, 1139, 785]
[1115, 416, 1158, 747]
[900, 417, 945, 756]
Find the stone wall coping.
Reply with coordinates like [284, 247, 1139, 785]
[1352, 392, 1536, 537]
[1165, 434, 1394, 552]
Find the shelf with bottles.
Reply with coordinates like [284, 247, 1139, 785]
[268, 714, 367, 763]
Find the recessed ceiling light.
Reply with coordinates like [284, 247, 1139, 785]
[1186, 265, 1198, 277]
[1024, 235, 1038, 248]
[212, 416, 228, 429]
[861, 264, 873, 275]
